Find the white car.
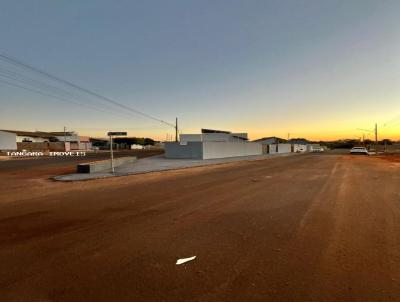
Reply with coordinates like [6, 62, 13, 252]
[350, 147, 369, 155]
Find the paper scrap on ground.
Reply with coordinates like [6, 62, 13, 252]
[176, 256, 196, 265]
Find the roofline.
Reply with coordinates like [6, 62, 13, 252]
[253, 136, 286, 142]
[0, 129, 74, 138]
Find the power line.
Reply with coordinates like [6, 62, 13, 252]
[0, 65, 80, 100]
[0, 66, 173, 126]
[383, 114, 400, 128]
[0, 53, 176, 128]
[0, 65, 151, 121]
[0, 78, 138, 119]
[0, 76, 137, 122]
[73, 126, 170, 131]
[389, 120, 400, 128]
[356, 127, 374, 133]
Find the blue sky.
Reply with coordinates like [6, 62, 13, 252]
[0, 0, 399, 140]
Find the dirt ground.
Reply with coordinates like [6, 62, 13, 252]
[0, 149, 163, 177]
[0, 149, 162, 197]
[0, 153, 400, 301]
[377, 154, 400, 163]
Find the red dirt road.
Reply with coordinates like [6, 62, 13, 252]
[0, 153, 400, 301]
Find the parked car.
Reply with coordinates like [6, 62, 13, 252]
[350, 147, 369, 155]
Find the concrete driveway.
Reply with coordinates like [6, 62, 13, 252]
[55, 153, 295, 181]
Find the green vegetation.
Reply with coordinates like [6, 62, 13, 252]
[113, 137, 156, 146]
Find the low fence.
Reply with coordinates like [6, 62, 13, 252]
[70, 142, 92, 150]
[382, 144, 400, 153]
[17, 141, 92, 151]
[17, 142, 67, 151]
[369, 144, 400, 153]
[77, 156, 137, 173]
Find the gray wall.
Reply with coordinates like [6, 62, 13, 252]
[267, 143, 293, 154]
[202, 141, 262, 159]
[0, 131, 17, 150]
[164, 142, 203, 159]
[277, 143, 291, 153]
[165, 141, 262, 159]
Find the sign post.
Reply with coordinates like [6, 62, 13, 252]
[107, 131, 127, 173]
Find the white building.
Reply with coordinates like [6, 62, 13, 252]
[165, 129, 262, 160]
[130, 144, 144, 149]
[254, 137, 292, 154]
[180, 131, 248, 143]
[0, 130, 55, 143]
[293, 144, 308, 153]
[254, 136, 310, 154]
[253, 136, 287, 145]
[268, 143, 292, 154]
[0, 130, 92, 151]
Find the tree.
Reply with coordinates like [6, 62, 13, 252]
[144, 138, 155, 145]
[380, 139, 392, 145]
[113, 137, 155, 146]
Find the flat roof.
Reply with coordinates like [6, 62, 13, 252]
[0, 130, 75, 138]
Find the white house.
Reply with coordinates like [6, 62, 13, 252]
[50, 132, 80, 143]
[253, 136, 311, 154]
[0, 130, 92, 151]
[0, 130, 55, 143]
[253, 136, 292, 154]
[253, 136, 287, 145]
[165, 129, 262, 160]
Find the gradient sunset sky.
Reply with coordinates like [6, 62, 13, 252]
[0, 0, 399, 141]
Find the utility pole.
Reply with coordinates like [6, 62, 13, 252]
[175, 117, 178, 142]
[63, 126, 67, 142]
[375, 123, 378, 155]
[287, 133, 290, 141]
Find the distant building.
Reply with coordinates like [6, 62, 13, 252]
[130, 144, 144, 150]
[286, 139, 309, 153]
[252, 136, 311, 154]
[253, 136, 287, 145]
[48, 131, 80, 143]
[0, 130, 56, 143]
[252, 136, 290, 154]
[288, 138, 309, 145]
[0, 130, 92, 151]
